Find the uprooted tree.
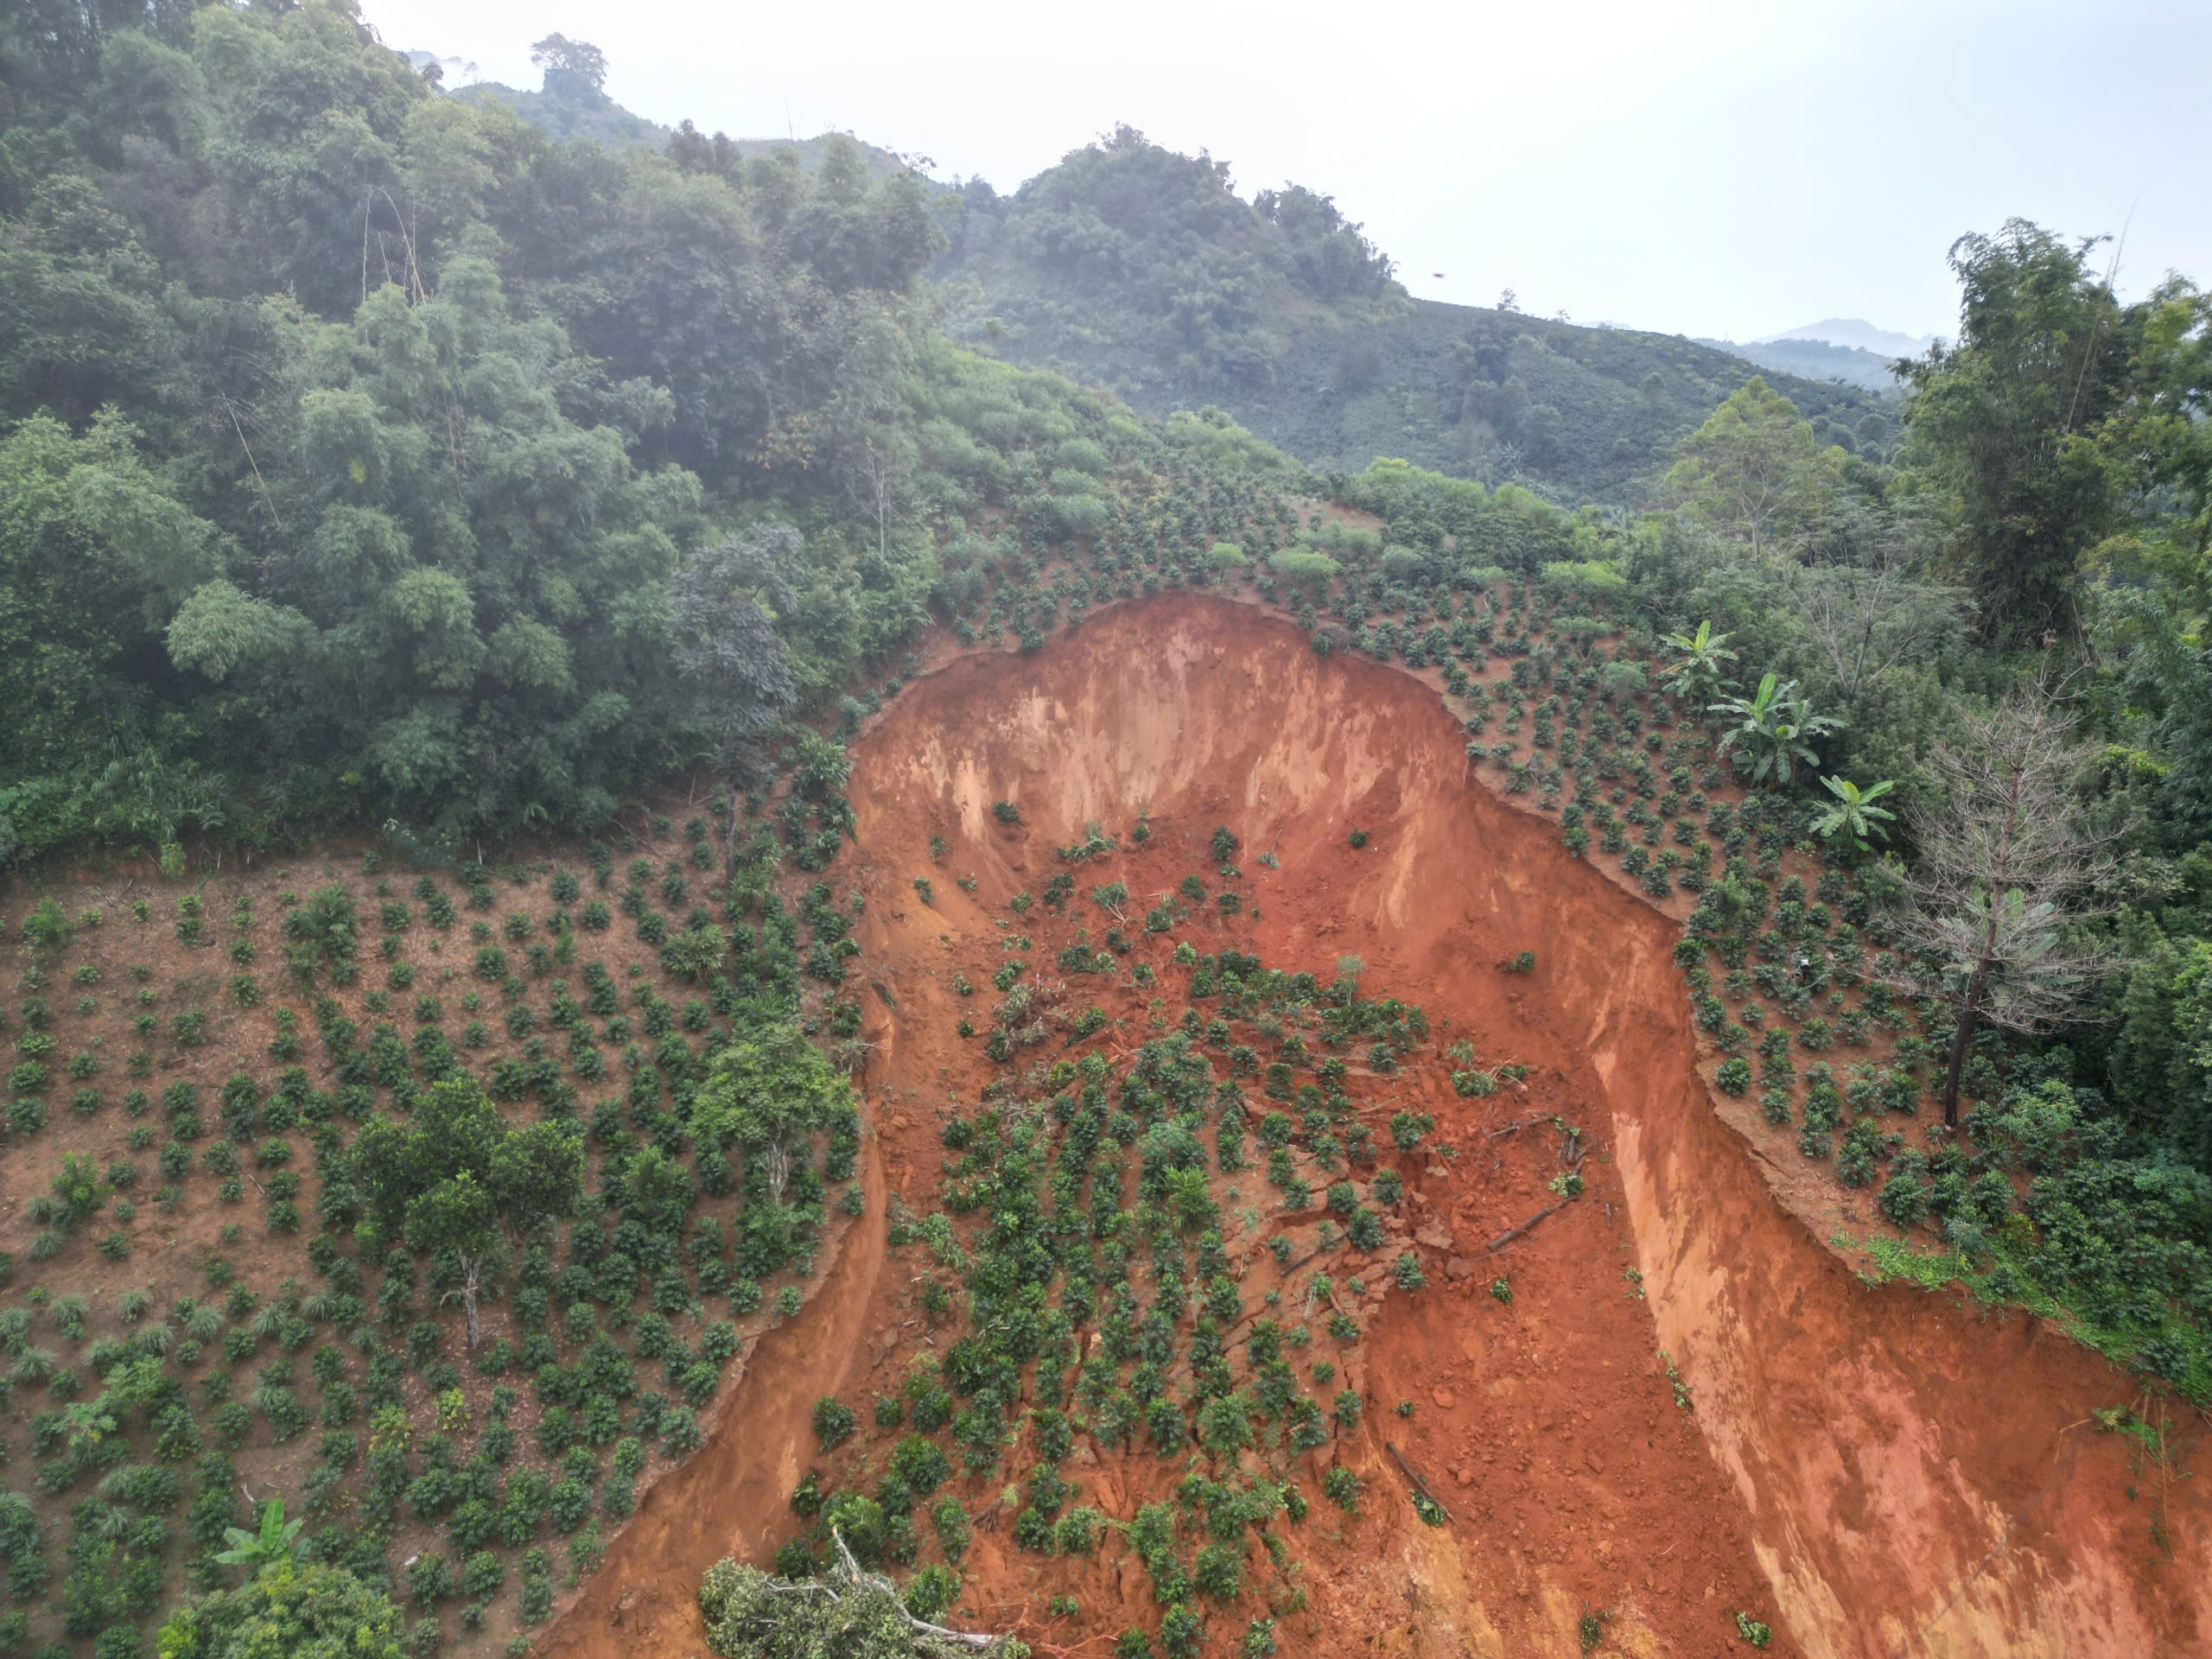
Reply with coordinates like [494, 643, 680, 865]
[698, 1530, 1020, 1658]
[348, 1077, 586, 1346]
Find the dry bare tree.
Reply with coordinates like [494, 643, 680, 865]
[1891, 682, 2126, 1125]
[1793, 553, 1969, 714]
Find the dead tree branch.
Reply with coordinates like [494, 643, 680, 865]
[831, 1527, 1007, 1652]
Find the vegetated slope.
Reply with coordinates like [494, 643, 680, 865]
[451, 80, 672, 150]
[934, 129, 1893, 500]
[550, 596, 2209, 1659]
[454, 80, 925, 184]
[0, 834, 868, 1656]
[424, 79, 1896, 499]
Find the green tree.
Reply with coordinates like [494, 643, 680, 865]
[690, 1024, 853, 1206]
[669, 526, 802, 786]
[1899, 221, 2146, 642]
[153, 1562, 405, 1659]
[1811, 777, 1897, 854]
[349, 1077, 585, 1345]
[1663, 378, 1840, 558]
[531, 35, 609, 105]
[213, 1498, 303, 1572]
[1268, 549, 1338, 595]
[1659, 620, 1738, 703]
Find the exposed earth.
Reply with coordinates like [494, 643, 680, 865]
[544, 596, 2210, 1659]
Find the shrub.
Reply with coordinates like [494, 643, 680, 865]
[1322, 1465, 1362, 1513]
[1878, 1166, 1930, 1227]
[0, 1492, 46, 1599]
[1714, 1058, 1751, 1096]
[887, 1434, 950, 1498]
[811, 1396, 855, 1451]
[19, 900, 73, 952]
[407, 1553, 453, 1605]
[1053, 1505, 1103, 1556]
[904, 1562, 960, 1621]
[1387, 1111, 1432, 1151]
[1192, 1542, 1243, 1601]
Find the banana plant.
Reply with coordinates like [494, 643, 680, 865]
[215, 1497, 302, 1572]
[1661, 620, 1739, 703]
[1709, 673, 1840, 786]
[1812, 776, 1897, 853]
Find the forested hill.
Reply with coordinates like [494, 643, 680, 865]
[416, 69, 1897, 503]
[931, 127, 1893, 499]
[0, 3, 970, 861]
[453, 60, 920, 185]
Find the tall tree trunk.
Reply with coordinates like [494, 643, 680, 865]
[459, 1254, 482, 1351]
[1941, 957, 1991, 1128]
[764, 1139, 790, 1205]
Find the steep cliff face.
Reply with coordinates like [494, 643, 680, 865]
[547, 595, 2206, 1659]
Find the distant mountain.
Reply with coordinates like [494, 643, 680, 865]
[1694, 335, 1907, 395]
[1761, 318, 1938, 357]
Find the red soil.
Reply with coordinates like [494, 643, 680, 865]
[546, 595, 2210, 1659]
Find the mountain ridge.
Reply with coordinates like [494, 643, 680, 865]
[1761, 317, 1938, 355]
[430, 67, 1900, 501]
[930, 128, 1895, 499]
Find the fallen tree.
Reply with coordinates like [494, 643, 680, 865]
[696, 1530, 1023, 1658]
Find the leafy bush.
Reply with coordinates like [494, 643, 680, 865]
[810, 1397, 855, 1452]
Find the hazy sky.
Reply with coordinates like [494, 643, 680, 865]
[360, 0, 2210, 343]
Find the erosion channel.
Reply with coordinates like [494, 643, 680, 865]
[548, 595, 2209, 1659]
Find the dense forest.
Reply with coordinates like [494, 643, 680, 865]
[1, 4, 2210, 1658]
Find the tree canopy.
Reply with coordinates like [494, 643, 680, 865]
[0, 3, 950, 861]
[153, 1563, 406, 1659]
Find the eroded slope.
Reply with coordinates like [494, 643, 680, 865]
[550, 595, 2209, 1659]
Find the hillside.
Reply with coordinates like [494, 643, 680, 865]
[450, 80, 672, 151]
[4, 11, 2212, 1659]
[426, 86, 1900, 502]
[933, 128, 1896, 499]
[448, 82, 923, 185]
